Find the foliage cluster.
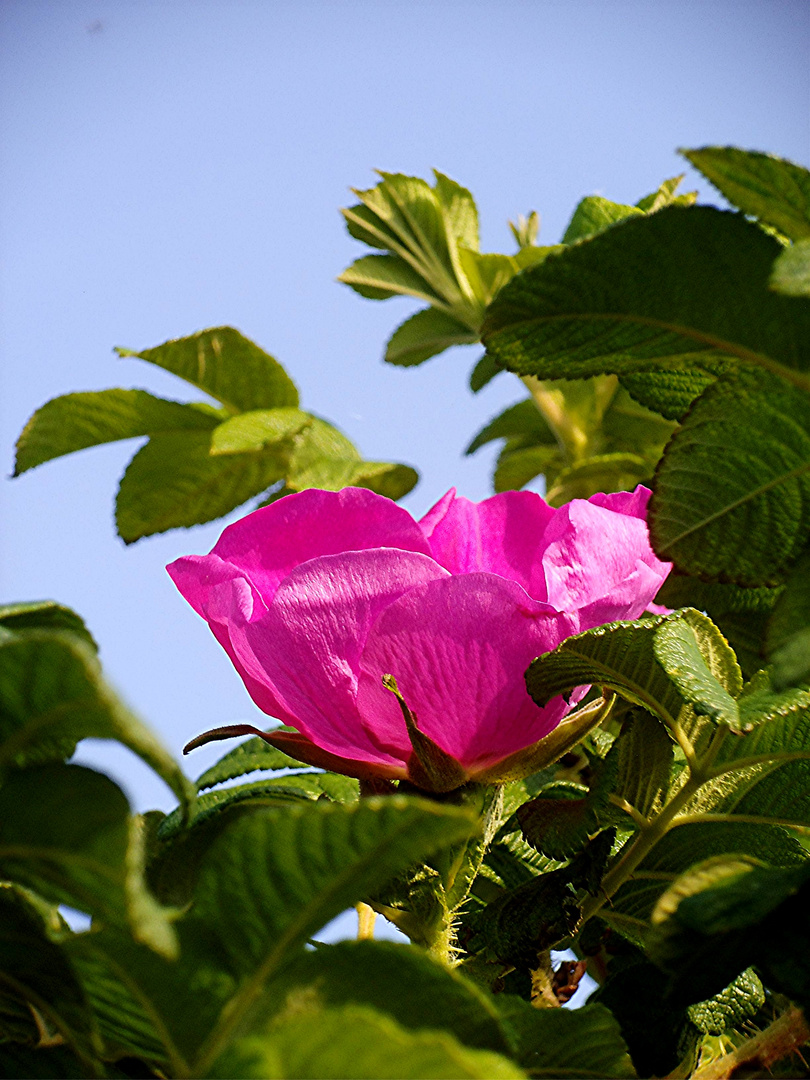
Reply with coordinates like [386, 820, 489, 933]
[3, 146, 810, 1078]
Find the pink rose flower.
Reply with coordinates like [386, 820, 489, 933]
[168, 486, 670, 791]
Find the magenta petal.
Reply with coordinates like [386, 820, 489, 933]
[198, 487, 432, 606]
[356, 573, 577, 771]
[419, 489, 556, 599]
[538, 487, 671, 629]
[236, 549, 449, 766]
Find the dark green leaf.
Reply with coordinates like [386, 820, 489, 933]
[116, 327, 299, 412]
[619, 370, 717, 420]
[650, 369, 810, 584]
[385, 307, 478, 366]
[206, 1004, 524, 1080]
[482, 207, 810, 386]
[766, 547, 810, 688]
[526, 609, 742, 735]
[14, 389, 221, 476]
[648, 855, 810, 1011]
[0, 887, 99, 1068]
[517, 783, 596, 861]
[607, 822, 808, 936]
[0, 765, 177, 957]
[0, 1043, 92, 1078]
[611, 710, 674, 820]
[209, 408, 311, 455]
[0, 630, 192, 807]
[682, 146, 810, 241]
[115, 431, 288, 543]
[496, 998, 636, 1079]
[561, 196, 644, 244]
[466, 398, 555, 455]
[0, 601, 97, 653]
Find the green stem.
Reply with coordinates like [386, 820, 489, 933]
[579, 725, 729, 927]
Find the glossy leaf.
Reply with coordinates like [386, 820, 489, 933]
[14, 389, 221, 475]
[682, 146, 810, 241]
[482, 207, 810, 387]
[115, 430, 289, 543]
[650, 369, 810, 584]
[0, 629, 192, 807]
[116, 327, 300, 412]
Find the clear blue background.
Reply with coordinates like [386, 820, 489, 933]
[3, 0, 809, 821]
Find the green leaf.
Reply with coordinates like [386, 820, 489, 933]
[561, 195, 644, 244]
[599, 386, 678, 453]
[687, 968, 765, 1035]
[648, 855, 810, 1011]
[469, 351, 503, 392]
[766, 547, 810, 688]
[262, 940, 512, 1055]
[115, 430, 288, 542]
[494, 445, 561, 492]
[209, 408, 311, 455]
[496, 998, 636, 1079]
[283, 417, 417, 499]
[340, 171, 482, 326]
[517, 783, 597, 860]
[770, 238, 810, 298]
[207, 1004, 525, 1080]
[385, 307, 478, 366]
[195, 735, 309, 790]
[526, 609, 742, 736]
[185, 796, 477, 1074]
[482, 207, 810, 388]
[338, 254, 444, 303]
[607, 822, 808, 936]
[636, 175, 695, 213]
[0, 629, 192, 808]
[0, 887, 99, 1068]
[650, 369, 810, 584]
[466, 398, 556, 455]
[682, 146, 810, 241]
[0, 601, 97, 653]
[0, 764, 177, 957]
[545, 453, 652, 505]
[14, 389, 221, 475]
[116, 327, 300, 412]
[611, 710, 674, 820]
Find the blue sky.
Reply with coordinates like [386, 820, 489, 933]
[2, 0, 809, 816]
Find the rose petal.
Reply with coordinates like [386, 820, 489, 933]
[419, 489, 555, 599]
[537, 487, 671, 627]
[233, 549, 449, 766]
[356, 573, 577, 771]
[186, 487, 432, 607]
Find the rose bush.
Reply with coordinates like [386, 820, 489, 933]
[169, 485, 670, 790]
